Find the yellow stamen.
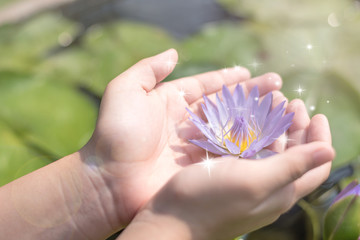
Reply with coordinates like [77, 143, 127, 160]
[224, 129, 257, 153]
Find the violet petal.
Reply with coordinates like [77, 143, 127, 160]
[222, 85, 235, 115]
[246, 85, 260, 116]
[189, 139, 228, 155]
[187, 109, 219, 144]
[256, 92, 273, 128]
[216, 93, 229, 127]
[233, 84, 246, 107]
[225, 139, 240, 155]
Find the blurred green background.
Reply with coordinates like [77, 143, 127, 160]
[0, 0, 359, 239]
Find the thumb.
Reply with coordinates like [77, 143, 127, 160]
[113, 48, 178, 92]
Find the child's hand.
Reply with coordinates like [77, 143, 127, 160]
[118, 100, 335, 240]
[80, 49, 283, 227]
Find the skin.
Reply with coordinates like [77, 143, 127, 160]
[0, 49, 334, 240]
[118, 102, 334, 240]
[81, 48, 289, 226]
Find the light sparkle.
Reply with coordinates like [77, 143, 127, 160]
[160, 58, 179, 72]
[177, 82, 189, 101]
[234, 65, 242, 71]
[294, 85, 306, 96]
[275, 134, 294, 148]
[179, 89, 187, 98]
[248, 60, 262, 72]
[200, 151, 216, 177]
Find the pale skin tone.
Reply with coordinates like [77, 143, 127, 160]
[0, 49, 335, 240]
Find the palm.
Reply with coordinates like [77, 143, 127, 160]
[88, 49, 283, 224]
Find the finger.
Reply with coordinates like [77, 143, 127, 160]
[307, 114, 332, 144]
[293, 162, 332, 199]
[110, 48, 178, 92]
[266, 91, 289, 153]
[272, 91, 288, 110]
[187, 73, 283, 117]
[254, 183, 296, 217]
[290, 115, 334, 198]
[260, 141, 335, 193]
[286, 99, 310, 148]
[173, 69, 282, 105]
[171, 66, 251, 105]
[242, 73, 282, 99]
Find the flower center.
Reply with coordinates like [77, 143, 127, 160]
[223, 116, 257, 153]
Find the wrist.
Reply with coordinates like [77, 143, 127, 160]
[74, 149, 124, 233]
[50, 151, 122, 239]
[79, 138, 145, 227]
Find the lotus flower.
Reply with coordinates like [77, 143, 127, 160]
[323, 180, 360, 240]
[187, 84, 294, 159]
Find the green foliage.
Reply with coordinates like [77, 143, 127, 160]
[0, 14, 97, 185]
[0, 13, 77, 72]
[38, 21, 178, 96]
[281, 70, 360, 168]
[0, 119, 49, 186]
[0, 0, 20, 8]
[182, 23, 260, 67]
[0, 72, 97, 157]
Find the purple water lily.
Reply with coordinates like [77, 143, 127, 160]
[187, 84, 294, 159]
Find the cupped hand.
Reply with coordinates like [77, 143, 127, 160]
[81, 49, 282, 226]
[118, 92, 335, 240]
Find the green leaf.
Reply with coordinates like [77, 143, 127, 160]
[0, 120, 49, 186]
[0, 71, 97, 157]
[0, 13, 77, 71]
[330, 16, 360, 95]
[181, 22, 260, 69]
[0, 0, 22, 8]
[257, 25, 337, 76]
[37, 48, 97, 92]
[324, 195, 360, 240]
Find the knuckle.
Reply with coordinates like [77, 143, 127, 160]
[289, 162, 306, 181]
